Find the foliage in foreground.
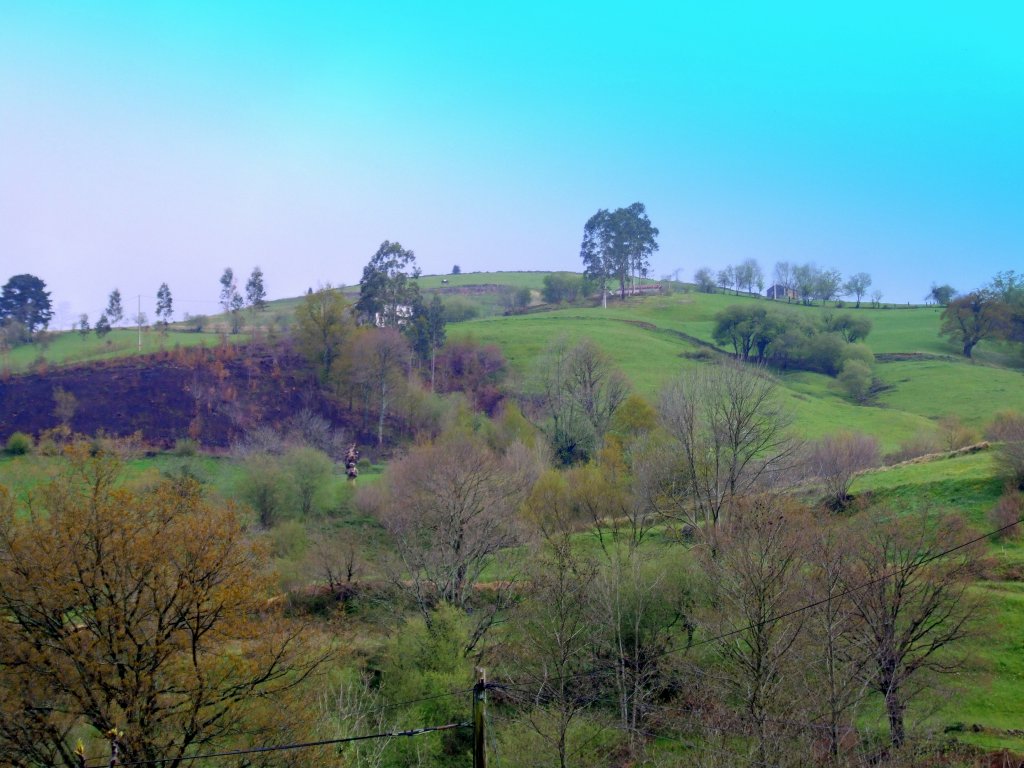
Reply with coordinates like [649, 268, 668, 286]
[0, 445, 327, 767]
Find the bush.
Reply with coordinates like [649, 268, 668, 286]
[989, 490, 1023, 540]
[838, 360, 873, 403]
[938, 415, 980, 451]
[985, 410, 1024, 442]
[799, 333, 846, 375]
[173, 438, 199, 457]
[841, 343, 875, 367]
[442, 297, 479, 323]
[885, 433, 942, 464]
[5, 432, 32, 455]
[183, 313, 208, 333]
[996, 438, 1024, 490]
[807, 431, 880, 510]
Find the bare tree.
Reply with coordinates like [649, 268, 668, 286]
[806, 432, 880, 510]
[349, 327, 411, 446]
[535, 338, 630, 465]
[502, 541, 600, 768]
[363, 433, 536, 619]
[773, 261, 794, 299]
[653, 361, 797, 542]
[801, 522, 871, 760]
[845, 511, 981, 749]
[594, 549, 692, 760]
[318, 675, 396, 768]
[842, 272, 872, 308]
[702, 496, 810, 765]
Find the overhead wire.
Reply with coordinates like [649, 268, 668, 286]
[83, 721, 470, 768]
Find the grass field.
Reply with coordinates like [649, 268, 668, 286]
[2, 328, 235, 374]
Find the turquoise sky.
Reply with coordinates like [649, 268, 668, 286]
[1, 1, 1021, 322]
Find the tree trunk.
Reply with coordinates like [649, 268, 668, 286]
[885, 686, 906, 748]
[963, 340, 975, 357]
[377, 380, 387, 446]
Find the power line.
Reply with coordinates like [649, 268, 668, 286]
[84, 721, 470, 768]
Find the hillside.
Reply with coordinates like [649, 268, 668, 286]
[2, 273, 1024, 761]
[5, 275, 1024, 453]
[0, 342, 357, 450]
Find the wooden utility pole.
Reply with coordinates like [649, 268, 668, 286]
[473, 668, 487, 768]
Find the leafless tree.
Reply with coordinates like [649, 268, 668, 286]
[652, 361, 798, 543]
[349, 327, 411, 446]
[363, 433, 536, 619]
[806, 432, 880, 510]
[304, 526, 366, 592]
[801, 522, 872, 760]
[594, 548, 692, 760]
[535, 338, 630, 464]
[702, 496, 810, 766]
[318, 675, 395, 768]
[844, 510, 982, 749]
[501, 541, 600, 768]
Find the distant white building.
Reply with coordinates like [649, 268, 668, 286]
[373, 304, 414, 328]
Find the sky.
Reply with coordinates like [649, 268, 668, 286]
[1, 1, 1022, 327]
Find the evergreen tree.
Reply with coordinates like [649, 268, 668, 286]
[95, 313, 112, 337]
[356, 241, 420, 327]
[155, 282, 173, 325]
[219, 268, 236, 315]
[406, 294, 447, 389]
[106, 288, 124, 325]
[246, 266, 267, 311]
[0, 274, 53, 336]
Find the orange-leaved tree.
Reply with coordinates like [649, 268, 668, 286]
[0, 444, 326, 767]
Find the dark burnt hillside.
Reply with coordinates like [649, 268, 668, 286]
[0, 342, 354, 449]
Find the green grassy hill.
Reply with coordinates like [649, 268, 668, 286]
[8, 275, 1024, 453]
[4, 274, 1024, 755]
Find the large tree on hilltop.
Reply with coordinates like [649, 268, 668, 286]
[0, 274, 53, 337]
[356, 240, 420, 327]
[580, 203, 659, 303]
[940, 291, 1008, 357]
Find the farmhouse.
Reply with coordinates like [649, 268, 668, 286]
[765, 283, 797, 300]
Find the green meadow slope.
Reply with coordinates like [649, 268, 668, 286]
[4, 274, 1024, 752]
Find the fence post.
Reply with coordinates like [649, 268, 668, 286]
[473, 668, 487, 768]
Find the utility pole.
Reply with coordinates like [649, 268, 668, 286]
[137, 294, 142, 351]
[473, 668, 487, 768]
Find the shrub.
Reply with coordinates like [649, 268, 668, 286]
[989, 489, 1023, 540]
[996, 438, 1024, 490]
[5, 432, 32, 455]
[985, 410, 1024, 442]
[938, 415, 980, 451]
[173, 438, 199, 457]
[441, 297, 479, 323]
[841, 343, 875, 367]
[838, 360, 873, 403]
[807, 431, 880, 510]
[885, 433, 942, 464]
